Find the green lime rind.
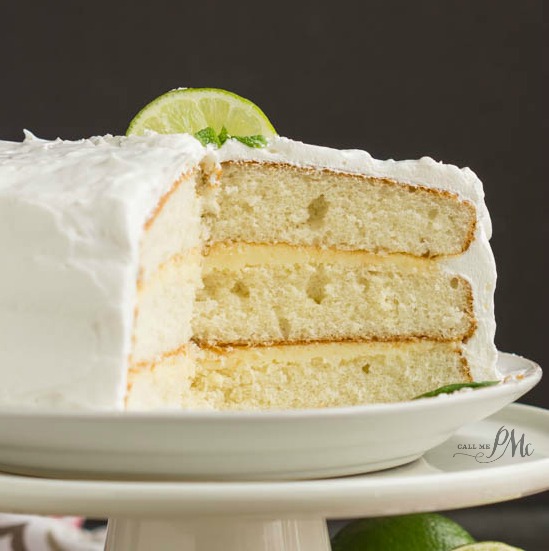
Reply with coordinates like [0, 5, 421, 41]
[126, 87, 277, 138]
[331, 514, 475, 551]
[413, 381, 500, 400]
[454, 543, 524, 551]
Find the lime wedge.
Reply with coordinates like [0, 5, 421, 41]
[126, 88, 277, 138]
[455, 543, 524, 551]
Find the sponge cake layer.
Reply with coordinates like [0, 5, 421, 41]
[126, 340, 470, 410]
[201, 162, 477, 257]
[192, 243, 475, 345]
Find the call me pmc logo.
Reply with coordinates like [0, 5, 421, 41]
[453, 425, 534, 463]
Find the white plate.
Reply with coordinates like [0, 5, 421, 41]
[1, 403, 548, 519]
[0, 352, 541, 481]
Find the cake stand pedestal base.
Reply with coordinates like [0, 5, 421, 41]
[105, 516, 331, 550]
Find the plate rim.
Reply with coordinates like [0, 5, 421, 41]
[1, 404, 548, 488]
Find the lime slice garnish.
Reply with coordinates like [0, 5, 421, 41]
[413, 381, 500, 400]
[331, 514, 475, 551]
[455, 543, 524, 551]
[126, 88, 277, 140]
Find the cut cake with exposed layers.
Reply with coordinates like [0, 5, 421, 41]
[0, 132, 498, 410]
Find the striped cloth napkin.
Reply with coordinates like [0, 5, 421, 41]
[0, 515, 105, 551]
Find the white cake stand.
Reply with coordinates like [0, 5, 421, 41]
[1, 403, 548, 551]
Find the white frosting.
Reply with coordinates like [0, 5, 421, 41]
[0, 133, 497, 410]
[0, 132, 204, 409]
[215, 137, 498, 381]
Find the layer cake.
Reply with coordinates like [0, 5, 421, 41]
[0, 132, 498, 410]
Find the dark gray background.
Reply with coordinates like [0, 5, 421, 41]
[1, 0, 545, 405]
[1, 0, 547, 531]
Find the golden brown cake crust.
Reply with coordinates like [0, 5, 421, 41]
[143, 170, 195, 231]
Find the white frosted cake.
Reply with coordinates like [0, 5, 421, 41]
[0, 131, 498, 410]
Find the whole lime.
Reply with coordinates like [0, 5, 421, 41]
[331, 513, 475, 551]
